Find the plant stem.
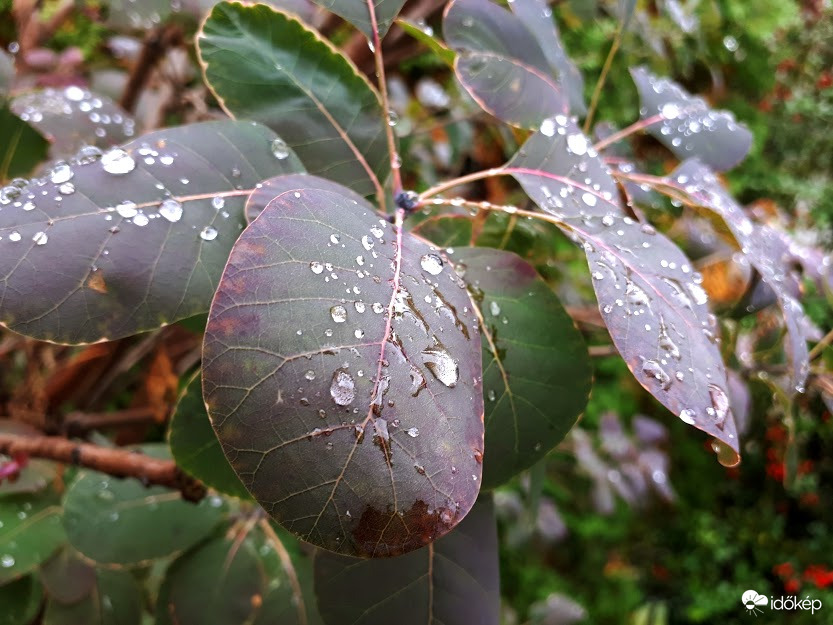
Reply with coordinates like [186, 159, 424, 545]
[366, 1, 402, 201]
[259, 519, 309, 625]
[418, 168, 505, 201]
[583, 22, 624, 134]
[0, 433, 206, 501]
[593, 113, 666, 152]
[809, 327, 833, 361]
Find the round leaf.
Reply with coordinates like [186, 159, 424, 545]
[43, 569, 142, 625]
[62, 446, 227, 565]
[454, 248, 590, 489]
[203, 178, 485, 557]
[0, 492, 65, 585]
[169, 371, 250, 499]
[314, 496, 500, 625]
[198, 2, 389, 198]
[0, 120, 303, 344]
[39, 548, 96, 605]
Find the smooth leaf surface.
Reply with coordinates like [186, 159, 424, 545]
[198, 2, 389, 198]
[509, 121, 739, 454]
[62, 446, 227, 565]
[43, 569, 142, 625]
[246, 173, 368, 223]
[0, 102, 50, 182]
[169, 371, 250, 499]
[203, 180, 484, 557]
[508, 0, 586, 115]
[39, 548, 96, 605]
[631, 67, 753, 171]
[156, 534, 264, 625]
[0, 491, 64, 584]
[396, 19, 456, 66]
[454, 248, 590, 489]
[0, 119, 303, 344]
[669, 159, 810, 393]
[0, 575, 43, 625]
[309, 0, 405, 38]
[11, 87, 136, 158]
[314, 495, 499, 625]
[444, 0, 569, 128]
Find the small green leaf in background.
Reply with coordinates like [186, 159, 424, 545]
[309, 0, 405, 39]
[314, 495, 500, 625]
[0, 490, 65, 585]
[169, 371, 250, 499]
[197, 2, 390, 199]
[39, 547, 96, 604]
[0, 575, 43, 625]
[454, 247, 591, 489]
[0, 102, 49, 183]
[396, 18, 456, 67]
[43, 569, 142, 625]
[62, 445, 227, 565]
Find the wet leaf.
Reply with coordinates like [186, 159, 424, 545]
[0, 102, 50, 182]
[509, 115, 621, 218]
[39, 548, 96, 605]
[454, 248, 590, 489]
[631, 67, 753, 171]
[314, 495, 499, 625]
[168, 371, 250, 499]
[0, 575, 43, 625]
[444, 0, 569, 129]
[62, 445, 227, 565]
[508, 0, 586, 115]
[43, 569, 142, 625]
[11, 87, 136, 158]
[411, 215, 474, 247]
[0, 120, 303, 344]
[309, 0, 405, 38]
[0, 491, 65, 585]
[155, 534, 264, 625]
[396, 19, 455, 67]
[246, 173, 367, 224]
[669, 158, 810, 393]
[198, 2, 389, 198]
[508, 127, 739, 454]
[203, 179, 484, 557]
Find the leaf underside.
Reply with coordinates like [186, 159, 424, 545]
[203, 178, 484, 557]
[0, 120, 303, 344]
[314, 495, 500, 625]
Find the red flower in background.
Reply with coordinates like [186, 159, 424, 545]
[804, 565, 833, 589]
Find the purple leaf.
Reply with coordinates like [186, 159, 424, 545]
[203, 180, 484, 557]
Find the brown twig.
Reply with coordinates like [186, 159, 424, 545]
[119, 24, 182, 113]
[63, 407, 157, 436]
[0, 433, 206, 501]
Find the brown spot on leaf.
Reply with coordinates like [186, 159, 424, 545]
[86, 272, 107, 293]
[351, 499, 458, 557]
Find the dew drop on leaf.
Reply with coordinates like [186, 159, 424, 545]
[420, 253, 444, 275]
[158, 198, 183, 222]
[421, 342, 459, 387]
[200, 226, 218, 241]
[101, 148, 136, 174]
[32, 231, 48, 245]
[50, 161, 73, 184]
[330, 305, 347, 323]
[406, 427, 420, 438]
[566, 133, 588, 155]
[115, 201, 138, 218]
[642, 359, 672, 391]
[330, 368, 356, 406]
[271, 137, 290, 159]
[310, 261, 324, 274]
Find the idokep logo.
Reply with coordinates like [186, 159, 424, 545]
[741, 589, 823, 617]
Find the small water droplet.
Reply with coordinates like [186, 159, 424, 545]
[642, 359, 672, 390]
[0, 555, 14, 568]
[115, 201, 138, 218]
[310, 261, 324, 274]
[200, 226, 218, 241]
[32, 231, 48, 245]
[330, 305, 347, 323]
[159, 198, 183, 222]
[406, 427, 420, 438]
[489, 301, 501, 316]
[304, 370, 315, 381]
[271, 137, 290, 159]
[101, 148, 136, 175]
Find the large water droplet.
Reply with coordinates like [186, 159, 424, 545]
[271, 137, 290, 159]
[566, 133, 588, 155]
[0, 555, 14, 568]
[708, 384, 730, 430]
[420, 253, 444, 275]
[310, 261, 324, 274]
[406, 427, 420, 438]
[330, 369, 355, 406]
[49, 161, 73, 184]
[32, 231, 48, 246]
[330, 305, 347, 323]
[642, 359, 672, 390]
[159, 198, 183, 222]
[421, 342, 459, 387]
[101, 148, 136, 175]
[115, 201, 137, 218]
[200, 226, 218, 241]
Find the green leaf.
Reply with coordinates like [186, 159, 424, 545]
[43, 569, 142, 625]
[168, 371, 250, 499]
[198, 2, 389, 199]
[309, 0, 405, 39]
[0, 491, 65, 585]
[0, 575, 43, 625]
[62, 445, 227, 565]
[203, 177, 485, 557]
[314, 495, 500, 625]
[0, 120, 303, 345]
[396, 19, 455, 67]
[411, 215, 473, 247]
[38, 548, 96, 604]
[454, 248, 590, 489]
[0, 102, 49, 183]
[155, 534, 264, 625]
[443, 0, 569, 129]
[11, 87, 136, 158]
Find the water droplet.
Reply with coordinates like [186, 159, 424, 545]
[159, 198, 183, 222]
[642, 359, 672, 390]
[354, 301, 366, 313]
[679, 409, 696, 425]
[32, 231, 48, 245]
[372, 302, 384, 314]
[421, 342, 459, 387]
[0, 555, 14, 568]
[406, 427, 420, 438]
[539, 117, 556, 137]
[330, 234, 340, 245]
[271, 138, 290, 159]
[566, 133, 588, 155]
[708, 384, 730, 429]
[489, 301, 501, 316]
[212, 196, 225, 209]
[8, 231, 21, 242]
[361, 235, 374, 250]
[487, 389, 496, 401]
[420, 253, 444, 275]
[101, 148, 136, 175]
[200, 226, 218, 241]
[304, 370, 315, 381]
[711, 439, 740, 467]
[310, 261, 324, 274]
[330, 369, 355, 406]
[59, 182, 75, 195]
[115, 201, 138, 218]
[330, 305, 347, 323]
[387, 109, 399, 126]
[50, 162, 73, 184]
